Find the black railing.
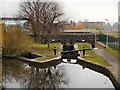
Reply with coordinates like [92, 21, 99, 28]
[61, 48, 92, 54]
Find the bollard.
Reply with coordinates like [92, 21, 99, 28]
[67, 59, 71, 62]
[70, 39, 73, 45]
[53, 47, 56, 55]
[83, 47, 85, 56]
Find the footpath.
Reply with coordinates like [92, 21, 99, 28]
[93, 43, 119, 84]
[75, 43, 119, 84]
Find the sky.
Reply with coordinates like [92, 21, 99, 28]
[0, 0, 119, 23]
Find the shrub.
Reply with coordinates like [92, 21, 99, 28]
[2, 25, 33, 57]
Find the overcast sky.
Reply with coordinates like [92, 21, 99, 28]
[0, 0, 119, 23]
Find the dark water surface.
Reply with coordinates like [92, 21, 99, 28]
[2, 58, 114, 88]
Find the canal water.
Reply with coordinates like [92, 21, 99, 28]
[2, 58, 114, 88]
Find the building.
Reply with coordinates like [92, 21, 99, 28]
[0, 17, 29, 29]
[82, 22, 105, 29]
[66, 21, 105, 30]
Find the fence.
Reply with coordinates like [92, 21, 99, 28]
[99, 34, 120, 50]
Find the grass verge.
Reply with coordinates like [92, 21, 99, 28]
[29, 43, 61, 61]
[78, 43, 109, 66]
[36, 55, 57, 61]
[97, 41, 120, 61]
[30, 43, 60, 55]
[104, 48, 120, 61]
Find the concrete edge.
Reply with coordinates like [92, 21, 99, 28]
[19, 56, 61, 63]
[18, 56, 62, 69]
[77, 56, 120, 90]
[77, 56, 106, 67]
[2, 53, 120, 89]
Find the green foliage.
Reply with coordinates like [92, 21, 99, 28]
[99, 34, 119, 50]
[78, 43, 109, 66]
[30, 43, 60, 55]
[99, 34, 106, 44]
[104, 48, 120, 61]
[36, 56, 56, 61]
[78, 43, 93, 54]
[29, 43, 61, 61]
[3, 25, 33, 56]
[83, 55, 109, 66]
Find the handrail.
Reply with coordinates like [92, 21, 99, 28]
[61, 48, 92, 53]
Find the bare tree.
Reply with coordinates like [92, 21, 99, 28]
[18, 0, 63, 48]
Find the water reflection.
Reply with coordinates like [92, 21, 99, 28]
[3, 59, 27, 84]
[2, 58, 114, 88]
[2, 59, 69, 88]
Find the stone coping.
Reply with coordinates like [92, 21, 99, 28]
[22, 53, 120, 89]
[2, 42, 120, 89]
[19, 55, 61, 63]
[78, 56, 106, 67]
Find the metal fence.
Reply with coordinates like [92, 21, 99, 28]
[99, 34, 120, 50]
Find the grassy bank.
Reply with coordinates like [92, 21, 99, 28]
[29, 43, 61, 61]
[97, 41, 120, 61]
[104, 48, 120, 61]
[78, 43, 109, 66]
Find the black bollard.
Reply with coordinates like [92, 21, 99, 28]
[83, 47, 85, 56]
[70, 39, 73, 45]
[53, 47, 56, 55]
[64, 39, 66, 45]
[28, 52, 32, 59]
[82, 66, 85, 70]
[67, 59, 71, 62]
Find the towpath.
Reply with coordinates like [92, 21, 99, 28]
[75, 42, 119, 83]
[94, 42, 119, 83]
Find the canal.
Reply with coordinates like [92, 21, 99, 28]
[2, 58, 114, 88]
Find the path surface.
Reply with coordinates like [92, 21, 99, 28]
[93, 44, 119, 82]
[93, 49, 118, 71]
[64, 43, 119, 83]
[77, 42, 119, 83]
[95, 42, 105, 49]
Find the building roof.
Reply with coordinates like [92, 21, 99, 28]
[63, 30, 101, 33]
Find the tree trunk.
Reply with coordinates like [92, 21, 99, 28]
[47, 34, 51, 48]
[48, 35, 50, 48]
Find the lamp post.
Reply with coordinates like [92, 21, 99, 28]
[105, 19, 109, 49]
[94, 29, 96, 48]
